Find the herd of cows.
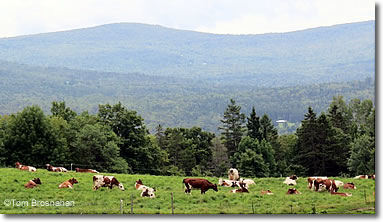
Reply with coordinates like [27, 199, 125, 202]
[15, 162, 375, 199]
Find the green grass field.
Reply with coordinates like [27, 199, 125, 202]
[0, 168, 375, 214]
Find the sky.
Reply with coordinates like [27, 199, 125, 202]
[0, 0, 376, 38]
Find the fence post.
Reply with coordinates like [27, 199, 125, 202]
[120, 199, 123, 214]
[70, 163, 73, 171]
[364, 189, 367, 204]
[251, 200, 255, 214]
[130, 194, 134, 214]
[171, 192, 174, 214]
[290, 204, 293, 214]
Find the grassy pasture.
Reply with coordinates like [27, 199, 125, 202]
[0, 168, 375, 214]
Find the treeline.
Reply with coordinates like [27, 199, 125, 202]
[0, 96, 375, 177]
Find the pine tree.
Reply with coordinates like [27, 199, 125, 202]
[246, 106, 261, 141]
[219, 99, 245, 163]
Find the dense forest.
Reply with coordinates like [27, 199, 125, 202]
[0, 59, 375, 133]
[0, 96, 375, 177]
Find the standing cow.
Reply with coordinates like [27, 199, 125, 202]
[183, 178, 218, 194]
[228, 168, 240, 181]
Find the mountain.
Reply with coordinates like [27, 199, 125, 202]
[0, 21, 375, 88]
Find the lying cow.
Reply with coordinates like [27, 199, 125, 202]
[343, 182, 357, 189]
[183, 178, 218, 194]
[238, 178, 255, 188]
[24, 178, 41, 188]
[46, 164, 68, 172]
[313, 178, 338, 192]
[260, 190, 274, 195]
[228, 168, 240, 181]
[354, 174, 375, 180]
[308, 176, 328, 190]
[75, 168, 99, 173]
[59, 178, 78, 189]
[15, 162, 36, 172]
[135, 179, 156, 198]
[230, 182, 249, 193]
[93, 175, 125, 191]
[335, 180, 344, 187]
[283, 177, 297, 186]
[286, 188, 301, 195]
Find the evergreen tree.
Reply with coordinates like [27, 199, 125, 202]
[347, 134, 375, 175]
[219, 99, 245, 163]
[293, 107, 319, 176]
[247, 106, 261, 141]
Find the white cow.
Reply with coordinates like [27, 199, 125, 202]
[228, 168, 240, 181]
[283, 177, 297, 186]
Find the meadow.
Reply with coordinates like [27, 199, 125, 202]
[0, 168, 375, 214]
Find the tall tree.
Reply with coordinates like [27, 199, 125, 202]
[347, 134, 375, 175]
[219, 99, 245, 163]
[293, 106, 319, 176]
[51, 101, 77, 122]
[246, 106, 261, 141]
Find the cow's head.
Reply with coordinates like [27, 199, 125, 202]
[15, 162, 21, 168]
[290, 175, 298, 180]
[33, 178, 41, 184]
[118, 183, 125, 191]
[212, 184, 218, 192]
[69, 178, 78, 184]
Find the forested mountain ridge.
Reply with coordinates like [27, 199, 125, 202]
[0, 21, 374, 88]
[0, 60, 374, 133]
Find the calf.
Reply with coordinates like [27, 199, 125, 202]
[46, 164, 68, 172]
[93, 175, 125, 191]
[24, 178, 41, 189]
[183, 178, 218, 194]
[75, 168, 99, 173]
[343, 182, 357, 190]
[228, 168, 240, 181]
[260, 190, 274, 195]
[286, 188, 301, 195]
[58, 178, 78, 189]
[15, 162, 36, 172]
[135, 179, 156, 198]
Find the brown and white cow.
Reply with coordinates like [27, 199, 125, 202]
[238, 178, 255, 188]
[15, 162, 36, 172]
[330, 190, 352, 197]
[24, 178, 41, 188]
[313, 178, 338, 192]
[75, 168, 99, 173]
[286, 188, 301, 195]
[260, 190, 274, 195]
[183, 178, 218, 194]
[93, 175, 125, 191]
[218, 178, 240, 188]
[46, 164, 68, 172]
[228, 168, 240, 181]
[230, 182, 249, 193]
[343, 182, 357, 190]
[354, 174, 375, 180]
[135, 179, 156, 198]
[308, 176, 328, 190]
[283, 175, 298, 186]
[58, 178, 78, 189]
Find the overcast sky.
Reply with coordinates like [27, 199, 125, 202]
[0, 0, 375, 38]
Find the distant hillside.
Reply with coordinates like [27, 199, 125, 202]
[0, 60, 374, 133]
[0, 21, 375, 88]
